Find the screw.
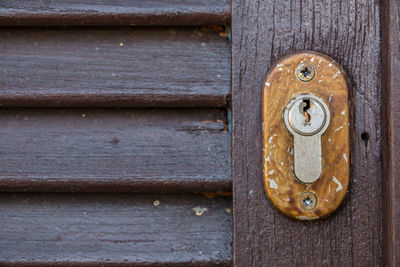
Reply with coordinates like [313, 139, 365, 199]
[296, 63, 316, 82]
[298, 191, 317, 211]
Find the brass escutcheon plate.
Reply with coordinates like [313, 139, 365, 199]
[262, 51, 350, 220]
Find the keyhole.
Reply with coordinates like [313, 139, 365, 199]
[302, 99, 311, 124]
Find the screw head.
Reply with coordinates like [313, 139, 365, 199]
[296, 63, 316, 82]
[298, 191, 318, 211]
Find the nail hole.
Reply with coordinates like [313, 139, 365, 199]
[361, 132, 369, 147]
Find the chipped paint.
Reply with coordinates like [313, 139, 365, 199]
[268, 136, 274, 144]
[341, 110, 346, 115]
[333, 70, 341, 78]
[332, 176, 343, 192]
[335, 125, 344, 131]
[268, 170, 275, 175]
[192, 207, 207, 216]
[265, 82, 270, 87]
[343, 154, 348, 162]
[328, 138, 332, 142]
[267, 178, 278, 189]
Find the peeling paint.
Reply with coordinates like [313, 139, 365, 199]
[332, 176, 343, 192]
[192, 207, 207, 216]
[267, 178, 278, 189]
[335, 125, 343, 131]
[328, 94, 333, 102]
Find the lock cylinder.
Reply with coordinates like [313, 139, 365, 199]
[283, 94, 330, 183]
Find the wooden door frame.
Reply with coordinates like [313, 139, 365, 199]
[381, 0, 400, 266]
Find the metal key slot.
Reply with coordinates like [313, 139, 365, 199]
[283, 94, 330, 184]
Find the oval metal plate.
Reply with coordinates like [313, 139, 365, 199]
[262, 51, 350, 220]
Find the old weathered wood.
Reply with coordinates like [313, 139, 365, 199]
[381, 0, 400, 266]
[0, 193, 232, 265]
[0, 27, 230, 107]
[0, 0, 230, 26]
[263, 52, 350, 220]
[0, 108, 231, 193]
[232, 0, 382, 265]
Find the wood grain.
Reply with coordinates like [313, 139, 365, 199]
[263, 52, 350, 220]
[0, 193, 232, 265]
[381, 0, 400, 266]
[232, 0, 382, 265]
[0, 108, 231, 193]
[0, 27, 230, 107]
[0, 0, 230, 26]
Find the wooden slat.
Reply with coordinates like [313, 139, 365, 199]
[0, 0, 231, 26]
[232, 0, 382, 265]
[0, 27, 230, 107]
[381, 0, 400, 266]
[0, 108, 231, 193]
[0, 193, 232, 265]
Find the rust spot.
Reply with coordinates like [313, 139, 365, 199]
[202, 192, 232, 199]
[111, 138, 119, 145]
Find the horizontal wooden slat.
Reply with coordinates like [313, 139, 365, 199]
[0, 108, 231, 192]
[0, 27, 230, 107]
[0, 0, 231, 26]
[0, 193, 232, 265]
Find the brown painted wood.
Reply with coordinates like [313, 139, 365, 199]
[381, 0, 400, 266]
[0, 0, 230, 26]
[232, 0, 382, 265]
[0, 27, 230, 108]
[0, 193, 232, 265]
[262, 52, 350, 220]
[0, 108, 231, 193]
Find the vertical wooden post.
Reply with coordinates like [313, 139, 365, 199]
[381, 0, 400, 266]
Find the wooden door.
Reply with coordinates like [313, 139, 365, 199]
[0, 1, 399, 266]
[232, 0, 399, 266]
